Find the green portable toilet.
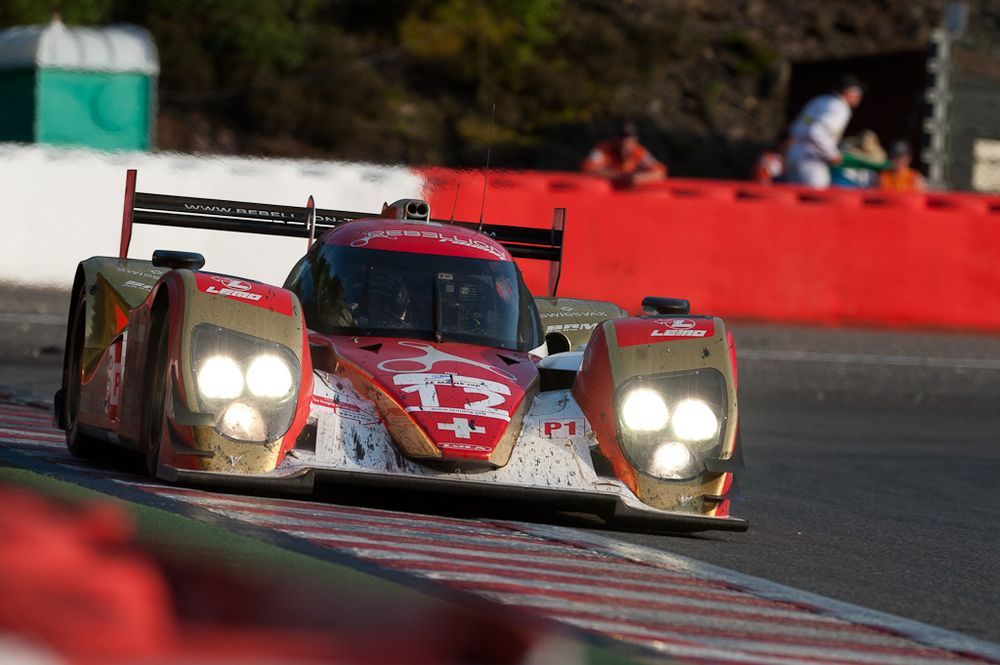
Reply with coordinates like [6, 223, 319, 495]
[0, 16, 159, 150]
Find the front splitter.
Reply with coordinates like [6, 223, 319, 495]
[160, 465, 748, 533]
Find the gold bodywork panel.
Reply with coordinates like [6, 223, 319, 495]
[534, 297, 627, 352]
[74, 258, 306, 473]
[77, 258, 167, 377]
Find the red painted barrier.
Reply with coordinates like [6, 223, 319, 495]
[420, 168, 1000, 332]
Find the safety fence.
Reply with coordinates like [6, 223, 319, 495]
[420, 168, 1000, 332]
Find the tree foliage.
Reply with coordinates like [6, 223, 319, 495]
[0, 1, 948, 176]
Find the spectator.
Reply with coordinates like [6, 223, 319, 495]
[582, 120, 667, 188]
[831, 130, 887, 188]
[785, 75, 865, 188]
[752, 132, 790, 184]
[880, 141, 926, 192]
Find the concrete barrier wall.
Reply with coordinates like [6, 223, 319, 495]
[421, 168, 1000, 332]
[0, 145, 422, 288]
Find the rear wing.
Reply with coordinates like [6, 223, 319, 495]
[119, 169, 566, 295]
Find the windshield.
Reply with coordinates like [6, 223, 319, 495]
[286, 245, 543, 351]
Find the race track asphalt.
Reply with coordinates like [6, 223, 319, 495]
[1, 284, 997, 647]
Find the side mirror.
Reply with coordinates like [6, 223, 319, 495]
[641, 296, 690, 316]
[152, 249, 205, 271]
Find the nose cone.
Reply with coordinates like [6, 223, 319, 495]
[333, 338, 539, 466]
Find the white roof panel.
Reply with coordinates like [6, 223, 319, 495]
[0, 17, 158, 73]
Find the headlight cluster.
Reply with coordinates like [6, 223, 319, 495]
[616, 369, 727, 480]
[191, 324, 300, 443]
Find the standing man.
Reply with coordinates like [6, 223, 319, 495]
[582, 120, 667, 188]
[785, 75, 865, 188]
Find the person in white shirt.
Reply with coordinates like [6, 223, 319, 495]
[785, 75, 865, 188]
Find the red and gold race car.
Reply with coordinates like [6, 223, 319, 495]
[56, 170, 746, 532]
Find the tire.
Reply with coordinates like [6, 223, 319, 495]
[143, 318, 171, 478]
[63, 290, 102, 458]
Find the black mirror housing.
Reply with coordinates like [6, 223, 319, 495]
[641, 296, 691, 316]
[152, 249, 206, 271]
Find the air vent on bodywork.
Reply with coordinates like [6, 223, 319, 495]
[293, 422, 317, 453]
[382, 198, 431, 222]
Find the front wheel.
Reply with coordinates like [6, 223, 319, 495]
[143, 319, 171, 478]
[64, 289, 101, 458]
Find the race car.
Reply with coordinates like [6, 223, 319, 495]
[56, 169, 746, 532]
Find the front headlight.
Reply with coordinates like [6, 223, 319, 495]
[246, 355, 294, 399]
[191, 324, 301, 443]
[219, 401, 267, 440]
[196, 356, 244, 399]
[672, 398, 719, 444]
[620, 388, 670, 431]
[648, 442, 702, 480]
[615, 369, 728, 481]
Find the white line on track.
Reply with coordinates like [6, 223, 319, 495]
[381, 556, 744, 591]
[488, 595, 928, 646]
[0, 312, 66, 326]
[413, 574, 847, 623]
[0, 312, 64, 325]
[194, 503, 549, 543]
[739, 348, 1000, 371]
[555, 614, 969, 665]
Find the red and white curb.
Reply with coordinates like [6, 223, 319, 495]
[2, 403, 997, 665]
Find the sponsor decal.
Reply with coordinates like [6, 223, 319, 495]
[205, 276, 262, 301]
[114, 266, 165, 280]
[614, 317, 715, 346]
[437, 442, 492, 452]
[545, 322, 597, 333]
[311, 394, 380, 425]
[106, 333, 126, 421]
[349, 229, 507, 260]
[651, 329, 708, 338]
[193, 273, 294, 316]
[378, 341, 516, 381]
[182, 203, 341, 225]
[539, 419, 585, 438]
[541, 311, 610, 319]
[437, 417, 487, 439]
[393, 373, 511, 422]
[659, 318, 696, 329]
[212, 277, 252, 291]
[649, 317, 709, 338]
[122, 280, 152, 291]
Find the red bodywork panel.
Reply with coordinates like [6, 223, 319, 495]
[323, 219, 513, 262]
[612, 316, 716, 347]
[571, 322, 637, 493]
[329, 337, 537, 463]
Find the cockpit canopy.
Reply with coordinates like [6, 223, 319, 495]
[285, 243, 543, 352]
